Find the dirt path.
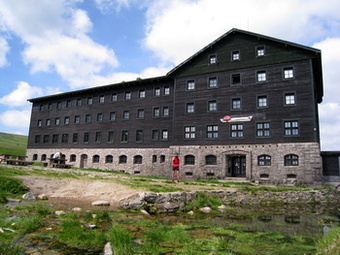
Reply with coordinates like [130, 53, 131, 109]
[18, 175, 142, 205]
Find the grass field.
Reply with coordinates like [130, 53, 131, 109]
[0, 132, 28, 155]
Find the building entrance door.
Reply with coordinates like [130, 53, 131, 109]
[231, 156, 246, 177]
[80, 154, 88, 168]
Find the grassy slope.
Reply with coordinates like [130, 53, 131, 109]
[0, 132, 28, 155]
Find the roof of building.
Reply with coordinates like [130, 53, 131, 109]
[28, 28, 323, 103]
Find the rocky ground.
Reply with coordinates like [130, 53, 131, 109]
[11, 165, 233, 208]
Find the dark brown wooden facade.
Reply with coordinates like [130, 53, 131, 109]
[27, 29, 325, 185]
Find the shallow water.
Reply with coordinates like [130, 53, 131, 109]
[10, 200, 340, 255]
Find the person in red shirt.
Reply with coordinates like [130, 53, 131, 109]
[172, 154, 180, 182]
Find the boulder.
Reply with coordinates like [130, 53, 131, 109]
[119, 193, 145, 210]
[38, 194, 48, 200]
[22, 192, 36, 200]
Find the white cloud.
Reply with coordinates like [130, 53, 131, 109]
[312, 38, 340, 150]
[319, 103, 340, 150]
[143, 0, 340, 66]
[94, 0, 137, 13]
[0, 36, 9, 67]
[0, 0, 119, 88]
[0, 109, 31, 129]
[0, 81, 44, 107]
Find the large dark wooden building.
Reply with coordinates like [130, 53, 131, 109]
[27, 28, 324, 185]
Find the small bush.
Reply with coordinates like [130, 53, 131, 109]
[107, 223, 135, 254]
[0, 245, 23, 255]
[0, 176, 27, 194]
[58, 219, 106, 249]
[315, 226, 340, 255]
[185, 192, 222, 211]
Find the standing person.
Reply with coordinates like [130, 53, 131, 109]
[172, 154, 180, 182]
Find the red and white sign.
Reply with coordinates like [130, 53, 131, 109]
[220, 115, 253, 123]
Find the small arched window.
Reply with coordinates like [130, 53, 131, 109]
[105, 155, 113, 163]
[41, 154, 47, 161]
[184, 155, 195, 165]
[33, 154, 38, 161]
[119, 155, 127, 164]
[205, 155, 217, 165]
[92, 155, 100, 163]
[284, 154, 299, 166]
[134, 155, 143, 164]
[70, 154, 77, 162]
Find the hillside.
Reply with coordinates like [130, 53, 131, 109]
[0, 132, 28, 155]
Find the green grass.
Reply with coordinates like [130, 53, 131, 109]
[185, 191, 223, 211]
[315, 226, 340, 255]
[0, 132, 28, 155]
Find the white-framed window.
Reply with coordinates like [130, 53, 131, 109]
[184, 126, 196, 139]
[187, 80, 195, 90]
[209, 54, 217, 64]
[109, 112, 116, 121]
[206, 125, 218, 139]
[99, 95, 105, 103]
[164, 86, 170, 95]
[87, 97, 93, 105]
[257, 95, 268, 108]
[162, 106, 169, 117]
[256, 46, 265, 56]
[232, 98, 241, 110]
[161, 129, 168, 140]
[153, 107, 160, 117]
[285, 93, 296, 105]
[284, 67, 294, 79]
[125, 91, 131, 100]
[111, 93, 118, 102]
[284, 120, 299, 136]
[64, 116, 70, 125]
[97, 113, 103, 122]
[208, 100, 217, 111]
[257, 71, 267, 82]
[95, 132, 101, 143]
[154, 87, 161, 96]
[136, 130, 144, 143]
[85, 114, 91, 123]
[186, 103, 195, 113]
[232, 50, 240, 61]
[137, 109, 145, 119]
[208, 77, 218, 88]
[231, 124, 244, 138]
[256, 122, 270, 137]
[123, 110, 130, 120]
[139, 89, 146, 98]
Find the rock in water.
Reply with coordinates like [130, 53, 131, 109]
[199, 207, 212, 213]
[91, 200, 110, 206]
[104, 242, 113, 255]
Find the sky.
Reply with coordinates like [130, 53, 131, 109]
[0, 0, 340, 151]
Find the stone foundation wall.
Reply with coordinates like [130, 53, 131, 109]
[119, 189, 340, 213]
[27, 142, 323, 185]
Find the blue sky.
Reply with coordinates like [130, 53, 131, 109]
[0, 0, 340, 150]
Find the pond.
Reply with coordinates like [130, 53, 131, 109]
[9, 199, 340, 255]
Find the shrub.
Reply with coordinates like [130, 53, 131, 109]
[0, 176, 27, 194]
[315, 226, 340, 255]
